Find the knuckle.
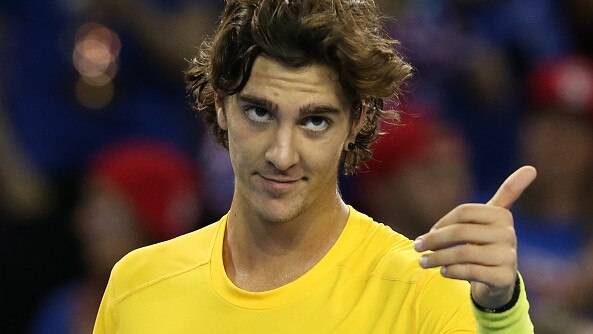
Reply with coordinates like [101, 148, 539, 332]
[453, 224, 470, 240]
[457, 203, 473, 215]
[502, 248, 516, 264]
[465, 265, 479, 280]
[458, 245, 474, 260]
[455, 203, 476, 222]
[499, 209, 513, 223]
[502, 226, 516, 243]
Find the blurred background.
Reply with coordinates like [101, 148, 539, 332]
[1, 0, 592, 333]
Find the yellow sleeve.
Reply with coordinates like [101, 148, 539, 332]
[93, 274, 118, 334]
[414, 271, 477, 333]
[472, 274, 534, 334]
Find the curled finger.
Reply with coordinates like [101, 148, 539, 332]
[415, 223, 516, 252]
[440, 263, 517, 288]
[419, 244, 516, 269]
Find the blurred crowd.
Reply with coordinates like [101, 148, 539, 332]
[1, 0, 592, 333]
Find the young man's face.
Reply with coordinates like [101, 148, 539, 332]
[216, 56, 361, 223]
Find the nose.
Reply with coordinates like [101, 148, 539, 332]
[264, 126, 300, 171]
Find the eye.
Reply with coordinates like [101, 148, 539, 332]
[245, 106, 272, 123]
[303, 116, 330, 132]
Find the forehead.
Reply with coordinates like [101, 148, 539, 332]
[239, 56, 350, 110]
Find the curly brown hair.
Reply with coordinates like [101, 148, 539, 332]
[185, 0, 412, 174]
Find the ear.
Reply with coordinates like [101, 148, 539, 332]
[344, 104, 368, 150]
[214, 94, 228, 131]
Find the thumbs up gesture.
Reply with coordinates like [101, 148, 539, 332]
[413, 166, 537, 309]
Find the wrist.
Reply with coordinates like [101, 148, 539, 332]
[472, 275, 521, 313]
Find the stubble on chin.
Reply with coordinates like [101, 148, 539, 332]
[245, 191, 310, 224]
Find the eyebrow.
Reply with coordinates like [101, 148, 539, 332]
[237, 93, 279, 114]
[237, 93, 344, 117]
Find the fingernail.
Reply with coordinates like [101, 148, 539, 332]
[440, 267, 447, 276]
[414, 238, 424, 251]
[419, 255, 428, 268]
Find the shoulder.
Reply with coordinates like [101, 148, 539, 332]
[359, 215, 473, 324]
[361, 217, 471, 300]
[347, 209, 475, 329]
[351, 210, 458, 287]
[373, 230, 441, 288]
[108, 221, 220, 302]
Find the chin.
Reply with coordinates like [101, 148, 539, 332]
[250, 196, 311, 224]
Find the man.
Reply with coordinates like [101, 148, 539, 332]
[94, 0, 535, 332]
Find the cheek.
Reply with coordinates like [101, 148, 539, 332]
[229, 126, 267, 178]
[228, 138, 254, 176]
[226, 115, 245, 147]
[303, 136, 345, 173]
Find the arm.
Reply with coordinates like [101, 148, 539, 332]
[414, 166, 537, 332]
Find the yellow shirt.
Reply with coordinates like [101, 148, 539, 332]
[93, 208, 532, 333]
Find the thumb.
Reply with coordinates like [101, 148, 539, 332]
[487, 166, 537, 209]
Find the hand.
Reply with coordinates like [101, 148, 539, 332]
[413, 166, 537, 309]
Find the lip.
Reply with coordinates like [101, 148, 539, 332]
[259, 175, 301, 183]
[257, 174, 303, 193]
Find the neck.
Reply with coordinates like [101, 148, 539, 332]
[223, 189, 349, 291]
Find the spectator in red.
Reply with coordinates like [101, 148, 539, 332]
[30, 140, 202, 334]
[515, 54, 593, 333]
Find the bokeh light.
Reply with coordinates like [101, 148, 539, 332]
[75, 77, 115, 109]
[73, 22, 121, 108]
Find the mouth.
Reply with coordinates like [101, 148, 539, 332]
[259, 175, 302, 183]
[257, 173, 304, 193]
